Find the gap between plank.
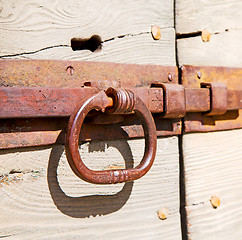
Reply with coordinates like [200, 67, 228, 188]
[174, 0, 188, 239]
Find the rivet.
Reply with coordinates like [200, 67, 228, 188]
[66, 66, 74, 76]
[151, 25, 161, 40]
[210, 195, 220, 208]
[157, 207, 169, 220]
[197, 71, 202, 79]
[201, 29, 211, 42]
[168, 73, 173, 82]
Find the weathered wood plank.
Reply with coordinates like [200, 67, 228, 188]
[0, 0, 175, 65]
[177, 30, 242, 67]
[176, 0, 242, 33]
[0, 138, 181, 240]
[175, 0, 242, 67]
[183, 129, 242, 240]
[0, 31, 176, 65]
[0, 0, 181, 239]
[176, 1, 242, 239]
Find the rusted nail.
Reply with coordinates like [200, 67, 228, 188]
[66, 66, 74, 76]
[201, 29, 211, 42]
[197, 71, 202, 79]
[210, 195, 220, 208]
[151, 25, 161, 40]
[157, 207, 169, 220]
[168, 73, 173, 82]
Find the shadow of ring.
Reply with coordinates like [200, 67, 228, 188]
[47, 136, 134, 218]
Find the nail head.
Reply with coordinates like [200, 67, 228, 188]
[66, 66, 74, 76]
[210, 195, 220, 208]
[151, 25, 161, 40]
[157, 207, 169, 220]
[202, 29, 211, 42]
[168, 73, 173, 82]
[197, 71, 202, 79]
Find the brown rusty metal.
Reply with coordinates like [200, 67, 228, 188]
[0, 86, 164, 118]
[0, 86, 241, 149]
[1, 86, 240, 119]
[182, 65, 242, 132]
[0, 60, 242, 150]
[160, 83, 186, 118]
[0, 60, 178, 87]
[0, 87, 98, 118]
[184, 111, 242, 133]
[0, 117, 180, 149]
[201, 82, 228, 116]
[65, 90, 157, 184]
[184, 88, 241, 112]
[181, 65, 242, 89]
[185, 88, 210, 112]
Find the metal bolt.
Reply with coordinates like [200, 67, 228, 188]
[210, 195, 220, 208]
[66, 66, 74, 76]
[201, 29, 211, 42]
[151, 25, 161, 40]
[168, 73, 173, 82]
[157, 207, 169, 220]
[197, 71, 202, 79]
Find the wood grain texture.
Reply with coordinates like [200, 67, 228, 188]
[0, 0, 175, 65]
[183, 129, 242, 240]
[0, 0, 181, 239]
[177, 30, 242, 67]
[0, 138, 181, 240]
[176, 1, 242, 239]
[175, 0, 242, 67]
[175, 0, 242, 33]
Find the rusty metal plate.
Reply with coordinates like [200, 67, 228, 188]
[182, 65, 242, 132]
[0, 60, 180, 149]
[0, 60, 178, 87]
[1, 61, 241, 149]
[0, 117, 181, 149]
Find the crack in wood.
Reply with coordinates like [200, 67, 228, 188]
[192, 201, 205, 206]
[0, 235, 12, 239]
[0, 45, 70, 58]
[176, 31, 202, 40]
[0, 27, 174, 58]
[103, 27, 173, 43]
[103, 31, 150, 43]
[176, 28, 242, 40]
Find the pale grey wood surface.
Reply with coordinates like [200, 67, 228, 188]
[176, 1, 242, 239]
[176, 0, 242, 67]
[0, 0, 175, 66]
[0, 139, 181, 240]
[176, 0, 242, 33]
[177, 30, 242, 67]
[0, 0, 181, 239]
[183, 130, 242, 240]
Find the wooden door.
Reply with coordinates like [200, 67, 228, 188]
[0, 1, 181, 239]
[176, 1, 242, 239]
[0, 1, 241, 239]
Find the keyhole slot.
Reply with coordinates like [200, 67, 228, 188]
[71, 35, 102, 52]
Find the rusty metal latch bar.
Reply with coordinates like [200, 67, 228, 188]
[0, 60, 241, 150]
[0, 85, 240, 118]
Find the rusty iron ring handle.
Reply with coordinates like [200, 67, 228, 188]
[65, 89, 157, 184]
